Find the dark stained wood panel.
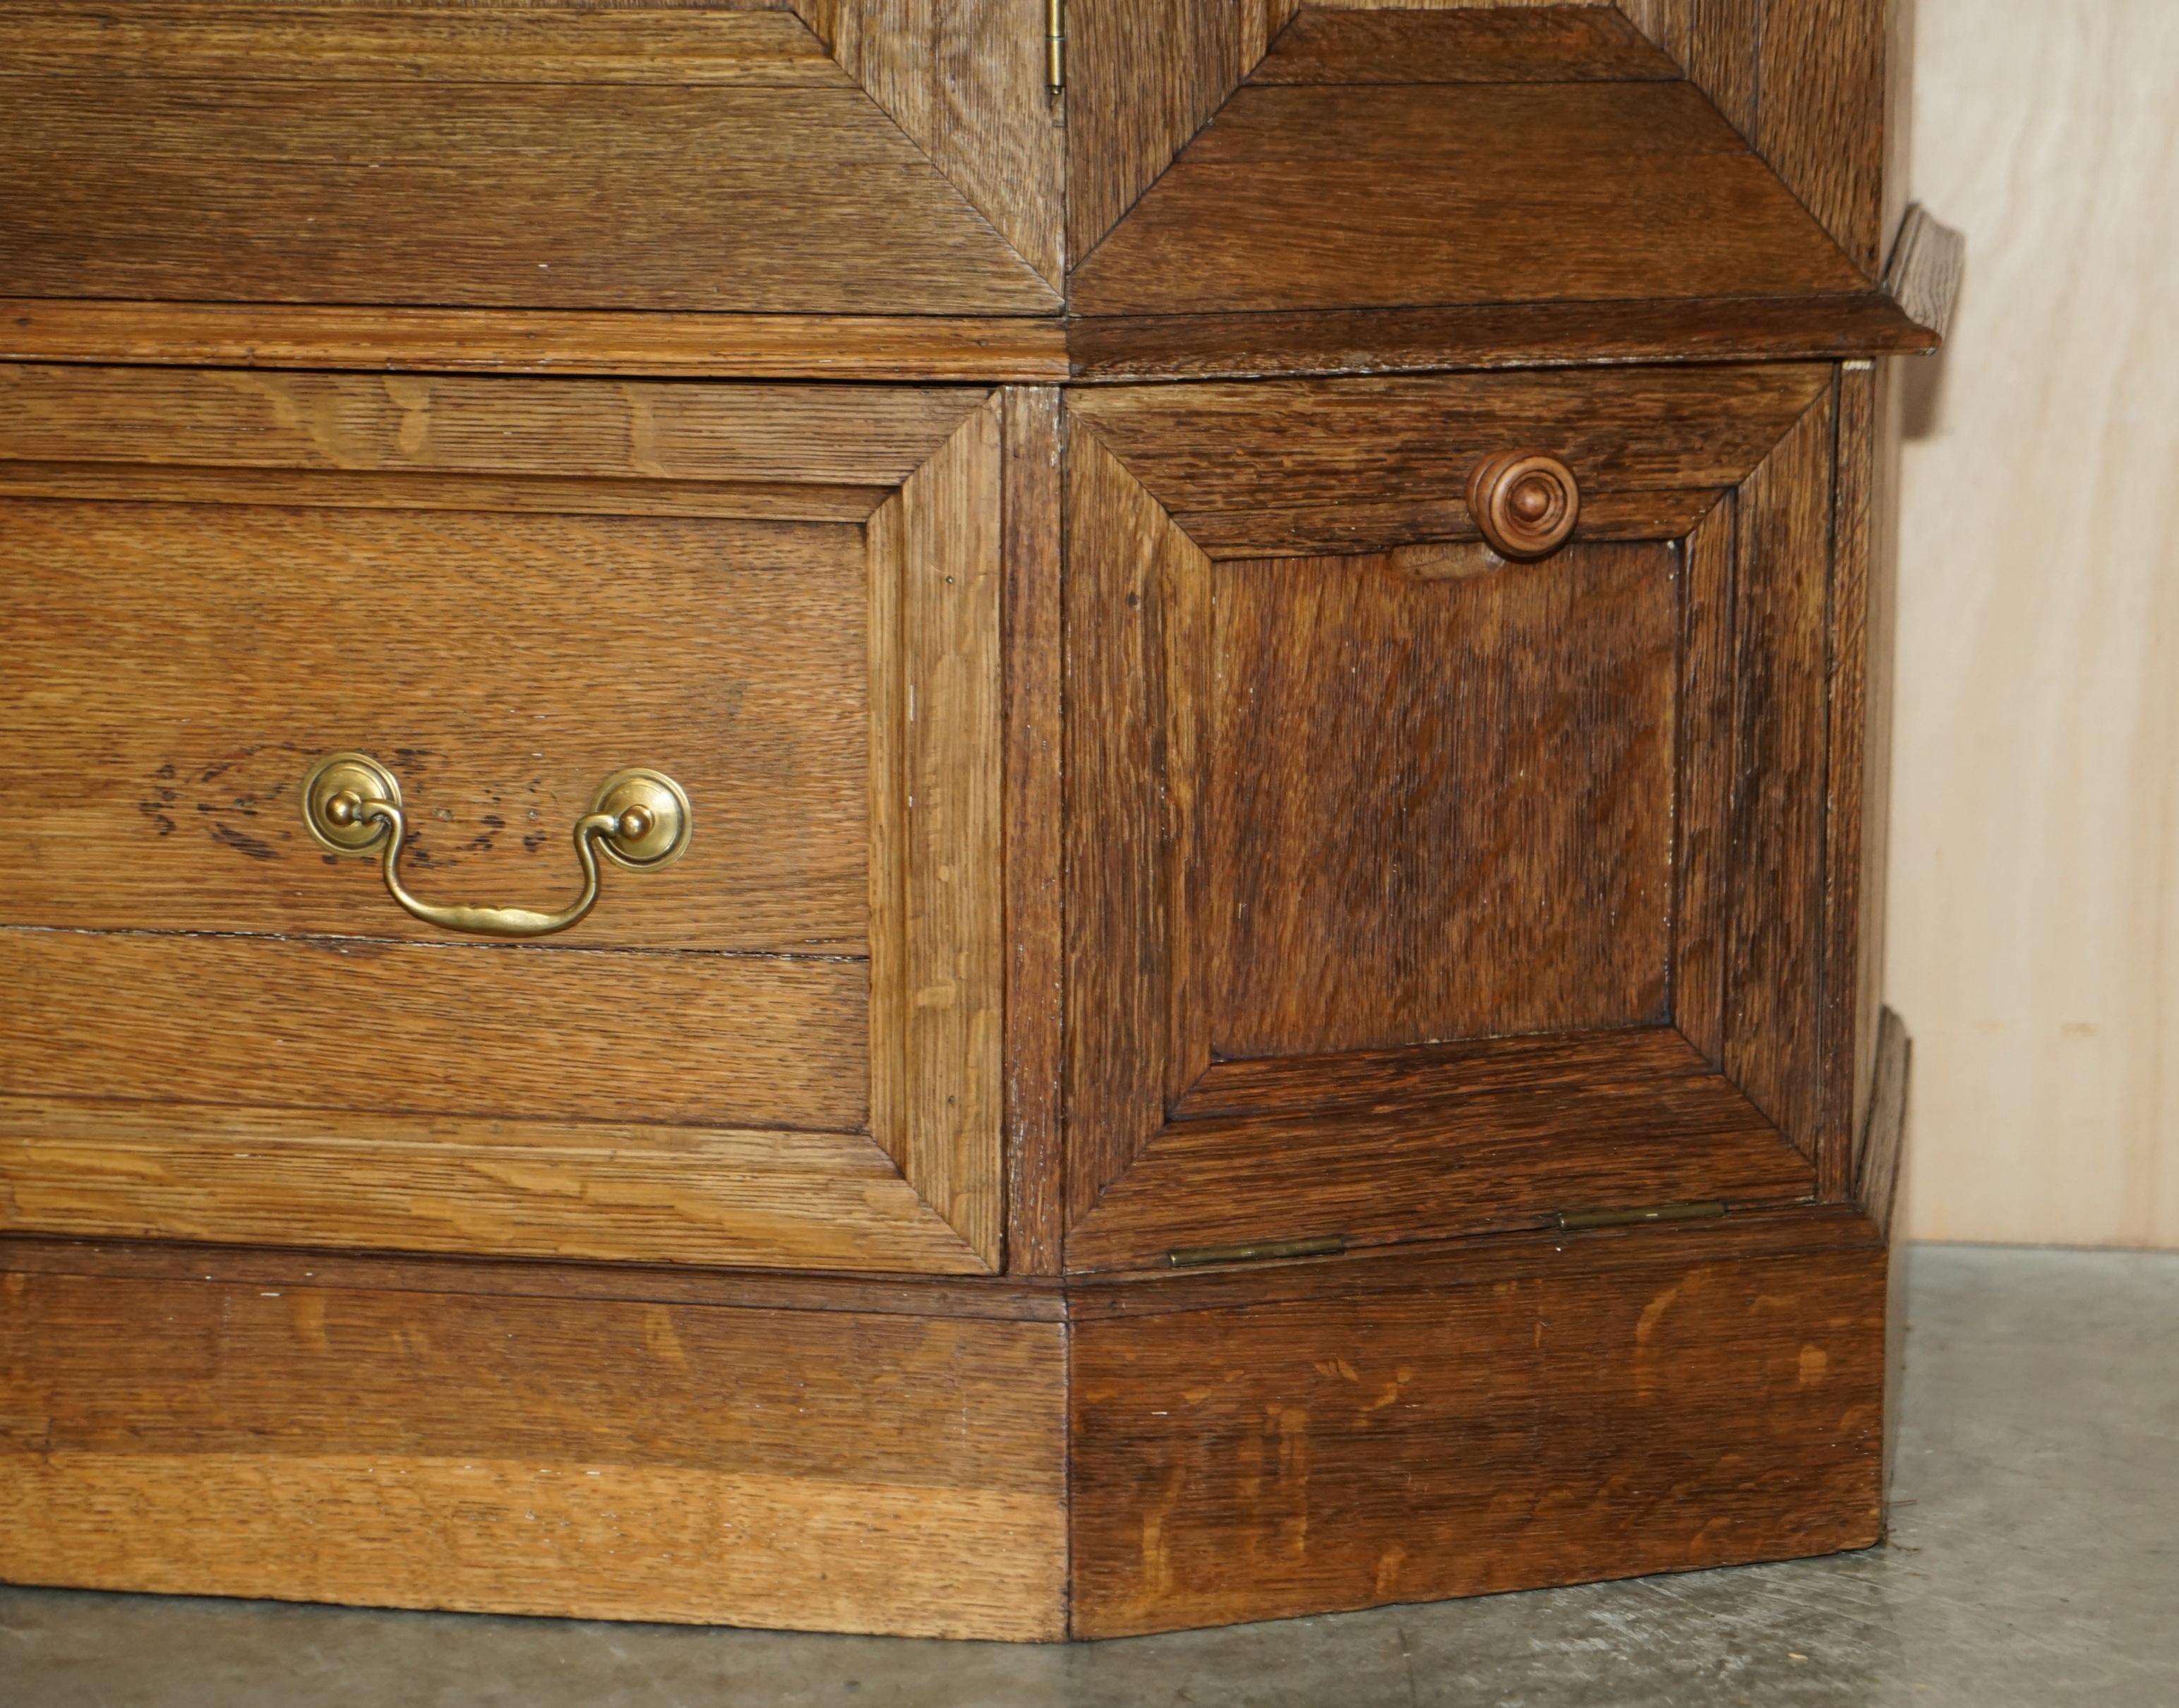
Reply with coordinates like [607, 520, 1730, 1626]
[1249, 6, 1681, 85]
[1062, 291, 1939, 383]
[0, 501, 870, 954]
[1069, 1226, 1886, 1635]
[1069, 82, 1869, 317]
[0, 1268, 1068, 1639]
[1723, 392, 1835, 1161]
[1071, 365, 1832, 556]
[1064, 1042, 1813, 1272]
[1001, 387, 1067, 1275]
[1208, 543, 1676, 1058]
[1064, 0, 1269, 267]
[0, 80, 1057, 315]
[1062, 435, 1207, 1220]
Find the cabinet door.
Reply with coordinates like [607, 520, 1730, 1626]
[1064, 365, 1871, 1270]
[0, 366, 1008, 1274]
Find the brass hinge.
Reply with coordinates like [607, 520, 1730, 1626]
[1166, 1234, 1346, 1268]
[1555, 1201, 1726, 1232]
[1046, 0, 1064, 91]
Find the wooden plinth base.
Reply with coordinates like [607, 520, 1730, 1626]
[0, 1037, 1907, 1642]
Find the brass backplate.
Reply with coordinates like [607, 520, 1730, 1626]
[300, 751, 402, 856]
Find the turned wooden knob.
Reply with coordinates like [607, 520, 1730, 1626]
[1465, 450, 1580, 560]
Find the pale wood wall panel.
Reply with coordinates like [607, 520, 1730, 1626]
[1891, 0, 2179, 1247]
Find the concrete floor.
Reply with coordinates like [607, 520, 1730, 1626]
[1, 1244, 2173, 1707]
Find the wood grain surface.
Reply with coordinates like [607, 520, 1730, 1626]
[0, 299, 1073, 383]
[0, 1097, 988, 1273]
[0, 365, 983, 488]
[0, 929, 868, 1131]
[800, 0, 1064, 289]
[1001, 387, 1066, 1274]
[1063, 363, 1849, 1268]
[1722, 392, 1835, 1164]
[1064, 1029, 1815, 1273]
[1070, 365, 1832, 558]
[1207, 543, 1676, 1057]
[0, 366, 1008, 1274]
[0, 1267, 1067, 1638]
[1069, 81, 1868, 317]
[1, 501, 871, 951]
[866, 395, 1007, 1265]
[1062, 292, 1938, 383]
[1069, 1212, 1887, 1635]
[0, 11, 1057, 316]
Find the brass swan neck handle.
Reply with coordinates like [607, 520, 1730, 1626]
[301, 752, 691, 939]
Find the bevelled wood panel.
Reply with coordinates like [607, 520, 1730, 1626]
[1064, 1029, 1816, 1272]
[1063, 366, 1847, 1270]
[1069, 364, 1832, 559]
[0, 1097, 983, 1274]
[1209, 543, 1676, 1058]
[0, 8, 1057, 315]
[1249, 6, 1682, 85]
[1069, 1215, 1887, 1636]
[0, 367, 1004, 1276]
[0, 1268, 1068, 1640]
[1069, 80, 1869, 317]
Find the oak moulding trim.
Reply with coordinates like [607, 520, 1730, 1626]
[1062, 291, 1940, 385]
[1880, 205, 1967, 346]
[0, 301, 1073, 384]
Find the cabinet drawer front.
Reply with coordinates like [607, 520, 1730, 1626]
[0, 367, 1007, 1274]
[0, 4, 1060, 317]
[1065, 366, 1865, 1270]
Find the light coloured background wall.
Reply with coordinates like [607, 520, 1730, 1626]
[1890, 0, 2179, 1246]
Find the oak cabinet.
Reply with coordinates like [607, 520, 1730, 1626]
[0, 0, 1956, 1642]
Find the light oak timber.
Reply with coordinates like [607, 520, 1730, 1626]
[0, 1267, 1068, 1640]
[0, 301, 1073, 383]
[0, 365, 985, 488]
[866, 396, 1007, 1265]
[0, 1233, 1069, 1323]
[1000, 386, 1067, 1275]
[0, 500, 872, 953]
[0, 5, 841, 83]
[0, 1097, 984, 1275]
[797, 0, 1065, 290]
[0, 930, 868, 1133]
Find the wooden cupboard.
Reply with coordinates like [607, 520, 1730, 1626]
[0, 0, 1956, 1640]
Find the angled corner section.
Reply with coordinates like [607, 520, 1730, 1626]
[868, 395, 1009, 1271]
[793, 0, 1067, 295]
[1064, 6, 1934, 379]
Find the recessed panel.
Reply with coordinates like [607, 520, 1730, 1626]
[1208, 541, 1676, 1059]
